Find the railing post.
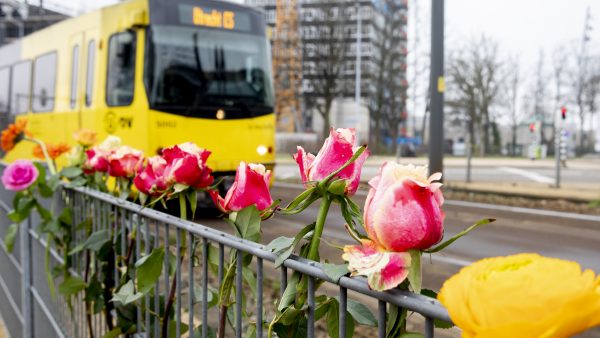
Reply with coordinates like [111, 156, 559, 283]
[21, 217, 33, 338]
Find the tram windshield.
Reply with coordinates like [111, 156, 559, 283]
[144, 25, 274, 117]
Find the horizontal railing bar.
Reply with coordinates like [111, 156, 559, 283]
[66, 186, 452, 323]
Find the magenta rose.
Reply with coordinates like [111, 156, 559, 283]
[343, 163, 444, 291]
[210, 162, 273, 212]
[83, 148, 111, 174]
[163, 142, 214, 189]
[294, 128, 369, 196]
[134, 156, 168, 196]
[2, 160, 39, 191]
[108, 146, 144, 178]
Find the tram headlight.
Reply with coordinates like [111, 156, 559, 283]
[256, 145, 268, 156]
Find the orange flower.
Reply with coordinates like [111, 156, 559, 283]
[1, 119, 31, 152]
[73, 129, 97, 147]
[33, 142, 71, 160]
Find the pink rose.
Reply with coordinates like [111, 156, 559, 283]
[210, 162, 273, 212]
[2, 159, 39, 191]
[343, 163, 444, 291]
[108, 146, 144, 178]
[133, 156, 168, 196]
[83, 148, 110, 174]
[294, 128, 369, 196]
[364, 163, 444, 252]
[163, 142, 214, 189]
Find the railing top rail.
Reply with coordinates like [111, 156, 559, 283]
[66, 185, 453, 323]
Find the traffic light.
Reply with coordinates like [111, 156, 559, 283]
[529, 123, 536, 133]
[561, 106, 567, 120]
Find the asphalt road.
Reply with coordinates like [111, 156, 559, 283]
[197, 182, 600, 337]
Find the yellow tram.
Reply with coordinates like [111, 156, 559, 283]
[0, 0, 275, 177]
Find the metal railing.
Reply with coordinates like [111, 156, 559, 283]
[0, 184, 453, 338]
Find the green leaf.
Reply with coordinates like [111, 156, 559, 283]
[68, 229, 110, 255]
[58, 276, 86, 297]
[278, 306, 303, 325]
[59, 207, 73, 226]
[407, 249, 422, 293]
[269, 222, 315, 268]
[323, 263, 349, 283]
[326, 298, 355, 338]
[280, 190, 321, 215]
[399, 333, 424, 338]
[135, 247, 165, 294]
[278, 271, 300, 311]
[233, 205, 261, 242]
[38, 183, 53, 198]
[60, 166, 83, 179]
[315, 298, 332, 321]
[35, 203, 53, 221]
[4, 224, 18, 253]
[101, 328, 122, 338]
[166, 320, 188, 338]
[339, 199, 366, 243]
[47, 174, 60, 191]
[111, 280, 143, 305]
[345, 299, 376, 326]
[187, 189, 197, 219]
[33, 162, 47, 184]
[218, 261, 236, 306]
[173, 183, 188, 194]
[425, 218, 495, 253]
[282, 187, 316, 211]
[266, 236, 294, 254]
[192, 286, 217, 308]
[242, 266, 258, 297]
[66, 177, 86, 188]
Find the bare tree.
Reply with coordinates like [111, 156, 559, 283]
[531, 51, 552, 147]
[368, 0, 407, 153]
[503, 57, 522, 156]
[303, 1, 351, 140]
[447, 36, 503, 156]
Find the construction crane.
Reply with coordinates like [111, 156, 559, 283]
[272, 0, 301, 132]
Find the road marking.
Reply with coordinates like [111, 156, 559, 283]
[274, 182, 600, 223]
[276, 172, 297, 179]
[497, 166, 555, 184]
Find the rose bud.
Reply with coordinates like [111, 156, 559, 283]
[294, 128, 369, 196]
[163, 142, 214, 189]
[134, 156, 168, 196]
[210, 162, 273, 212]
[107, 146, 144, 178]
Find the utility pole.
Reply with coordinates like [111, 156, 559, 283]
[428, 0, 444, 177]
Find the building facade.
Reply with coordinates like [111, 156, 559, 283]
[0, 2, 68, 47]
[246, 0, 408, 146]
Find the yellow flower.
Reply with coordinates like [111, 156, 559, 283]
[73, 129, 97, 147]
[438, 253, 600, 338]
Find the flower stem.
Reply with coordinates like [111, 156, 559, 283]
[307, 195, 332, 261]
[25, 137, 56, 175]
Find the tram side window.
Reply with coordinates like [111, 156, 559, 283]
[106, 31, 136, 106]
[32, 52, 57, 112]
[86, 40, 95, 107]
[0, 68, 9, 113]
[10, 61, 31, 115]
[71, 45, 79, 109]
